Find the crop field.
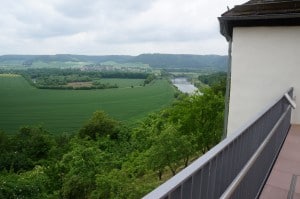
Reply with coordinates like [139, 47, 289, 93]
[30, 61, 91, 68]
[96, 78, 144, 88]
[65, 79, 143, 88]
[0, 74, 21, 77]
[0, 76, 175, 134]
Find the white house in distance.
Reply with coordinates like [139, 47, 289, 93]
[219, 0, 300, 135]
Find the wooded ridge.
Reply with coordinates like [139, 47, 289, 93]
[0, 54, 227, 71]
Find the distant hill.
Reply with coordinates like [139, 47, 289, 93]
[132, 54, 227, 71]
[0, 54, 132, 64]
[0, 54, 228, 71]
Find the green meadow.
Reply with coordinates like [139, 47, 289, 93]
[0, 75, 175, 134]
[94, 78, 144, 88]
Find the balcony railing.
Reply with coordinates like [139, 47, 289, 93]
[143, 88, 294, 199]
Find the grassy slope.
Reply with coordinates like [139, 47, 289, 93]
[0, 76, 175, 134]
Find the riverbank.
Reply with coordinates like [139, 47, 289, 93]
[171, 77, 198, 94]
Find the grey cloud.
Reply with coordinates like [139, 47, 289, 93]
[4, 1, 91, 39]
[54, 0, 156, 19]
[53, 0, 99, 18]
[0, 0, 248, 55]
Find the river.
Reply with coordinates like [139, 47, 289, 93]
[171, 77, 198, 94]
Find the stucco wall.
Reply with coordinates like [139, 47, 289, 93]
[228, 26, 300, 135]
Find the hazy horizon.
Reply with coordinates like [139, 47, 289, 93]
[0, 52, 229, 56]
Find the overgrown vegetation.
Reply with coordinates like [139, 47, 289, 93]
[0, 78, 225, 199]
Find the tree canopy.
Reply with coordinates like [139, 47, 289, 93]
[0, 79, 225, 199]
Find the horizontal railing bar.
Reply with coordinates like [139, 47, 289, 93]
[220, 104, 292, 199]
[143, 88, 293, 199]
[143, 121, 263, 199]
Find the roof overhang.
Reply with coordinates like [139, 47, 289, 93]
[219, 14, 300, 41]
[219, 0, 300, 41]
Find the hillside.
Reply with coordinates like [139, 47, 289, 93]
[0, 54, 228, 71]
[132, 54, 227, 70]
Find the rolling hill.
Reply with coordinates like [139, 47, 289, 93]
[0, 54, 228, 71]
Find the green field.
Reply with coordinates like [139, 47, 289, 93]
[0, 76, 175, 134]
[31, 61, 91, 68]
[96, 78, 144, 88]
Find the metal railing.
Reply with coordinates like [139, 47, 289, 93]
[143, 88, 294, 199]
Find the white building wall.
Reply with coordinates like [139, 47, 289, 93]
[228, 26, 300, 135]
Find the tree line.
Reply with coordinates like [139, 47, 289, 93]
[0, 68, 151, 90]
[198, 72, 227, 86]
[0, 78, 225, 199]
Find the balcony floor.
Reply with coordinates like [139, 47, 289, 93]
[260, 125, 300, 199]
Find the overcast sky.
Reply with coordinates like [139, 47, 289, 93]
[0, 0, 247, 55]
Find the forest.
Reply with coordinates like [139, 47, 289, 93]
[0, 74, 226, 199]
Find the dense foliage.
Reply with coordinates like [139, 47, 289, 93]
[0, 78, 225, 199]
[198, 72, 227, 87]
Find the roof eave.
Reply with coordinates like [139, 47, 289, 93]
[219, 13, 300, 41]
